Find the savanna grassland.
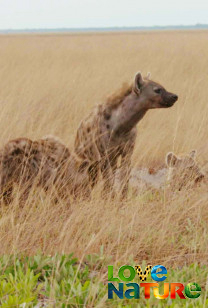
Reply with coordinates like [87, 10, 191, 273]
[0, 31, 208, 307]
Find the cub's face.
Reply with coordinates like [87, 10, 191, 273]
[166, 150, 205, 190]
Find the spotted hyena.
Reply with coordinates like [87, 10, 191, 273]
[129, 150, 205, 192]
[0, 136, 90, 204]
[75, 72, 178, 198]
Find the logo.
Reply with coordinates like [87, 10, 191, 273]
[108, 264, 201, 299]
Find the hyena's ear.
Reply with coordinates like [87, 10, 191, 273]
[189, 150, 197, 160]
[166, 152, 178, 167]
[133, 72, 145, 95]
[145, 72, 151, 80]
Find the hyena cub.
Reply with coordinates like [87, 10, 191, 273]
[0, 136, 90, 204]
[166, 150, 205, 190]
[129, 150, 205, 193]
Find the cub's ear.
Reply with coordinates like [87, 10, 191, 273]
[166, 152, 178, 167]
[133, 72, 144, 95]
[189, 149, 197, 159]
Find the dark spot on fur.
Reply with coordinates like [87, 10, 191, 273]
[12, 148, 23, 156]
[106, 124, 110, 129]
[78, 161, 89, 173]
[104, 113, 111, 120]
[89, 146, 94, 156]
[100, 144, 105, 152]
[32, 162, 37, 168]
[103, 107, 112, 120]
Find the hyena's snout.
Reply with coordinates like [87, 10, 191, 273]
[162, 92, 178, 107]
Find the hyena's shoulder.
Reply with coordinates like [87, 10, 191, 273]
[39, 135, 71, 165]
[76, 105, 103, 136]
[74, 105, 104, 159]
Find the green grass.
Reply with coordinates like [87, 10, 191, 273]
[0, 251, 208, 307]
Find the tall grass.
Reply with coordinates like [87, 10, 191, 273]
[0, 31, 208, 267]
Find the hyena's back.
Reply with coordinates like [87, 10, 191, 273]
[1, 135, 70, 176]
[0, 136, 71, 203]
[0, 138, 41, 186]
[0, 135, 90, 204]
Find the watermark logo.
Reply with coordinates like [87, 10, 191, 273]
[108, 264, 201, 299]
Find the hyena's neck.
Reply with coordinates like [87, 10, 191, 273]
[111, 92, 148, 135]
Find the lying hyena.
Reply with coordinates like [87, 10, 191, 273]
[0, 136, 90, 204]
[165, 150, 205, 190]
[129, 150, 205, 192]
[75, 72, 178, 198]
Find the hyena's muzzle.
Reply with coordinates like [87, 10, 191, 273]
[161, 91, 178, 108]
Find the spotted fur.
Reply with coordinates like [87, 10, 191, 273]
[0, 136, 90, 204]
[166, 150, 205, 190]
[75, 72, 178, 198]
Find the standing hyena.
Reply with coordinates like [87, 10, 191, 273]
[0, 136, 90, 204]
[74, 72, 178, 198]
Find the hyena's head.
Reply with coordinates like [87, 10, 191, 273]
[165, 150, 205, 190]
[133, 72, 178, 109]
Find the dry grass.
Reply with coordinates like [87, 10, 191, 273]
[0, 31, 208, 266]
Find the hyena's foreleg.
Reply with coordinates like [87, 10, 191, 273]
[88, 161, 100, 188]
[100, 154, 118, 198]
[119, 146, 134, 199]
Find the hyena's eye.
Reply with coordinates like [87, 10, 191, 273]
[154, 88, 162, 94]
